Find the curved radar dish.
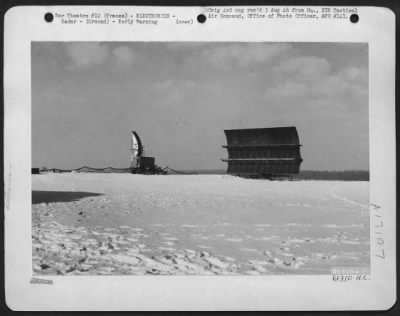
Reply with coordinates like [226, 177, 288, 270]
[130, 131, 143, 158]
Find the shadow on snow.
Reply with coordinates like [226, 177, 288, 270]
[32, 190, 103, 204]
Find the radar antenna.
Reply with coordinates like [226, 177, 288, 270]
[130, 131, 144, 162]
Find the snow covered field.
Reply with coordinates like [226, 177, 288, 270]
[32, 174, 370, 275]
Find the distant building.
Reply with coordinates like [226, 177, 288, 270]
[222, 127, 303, 178]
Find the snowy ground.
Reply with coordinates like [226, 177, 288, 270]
[32, 174, 370, 275]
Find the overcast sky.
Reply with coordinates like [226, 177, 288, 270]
[32, 42, 368, 170]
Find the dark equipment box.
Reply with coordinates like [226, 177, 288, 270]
[131, 157, 155, 169]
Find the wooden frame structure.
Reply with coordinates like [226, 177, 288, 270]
[222, 127, 303, 178]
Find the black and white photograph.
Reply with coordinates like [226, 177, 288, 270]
[4, 5, 396, 310]
[31, 41, 370, 276]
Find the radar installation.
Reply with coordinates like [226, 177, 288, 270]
[129, 131, 166, 174]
